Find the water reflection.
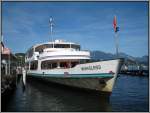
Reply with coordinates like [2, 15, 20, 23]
[3, 75, 149, 112]
[5, 77, 112, 112]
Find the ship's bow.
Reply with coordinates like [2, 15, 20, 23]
[99, 58, 124, 93]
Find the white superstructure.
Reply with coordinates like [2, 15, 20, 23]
[26, 39, 90, 61]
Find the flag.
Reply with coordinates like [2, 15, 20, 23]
[113, 16, 117, 32]
[113, 16, 119, 32]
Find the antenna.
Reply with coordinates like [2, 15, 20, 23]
[49, 17, 54, 40]
[49, 17, 54, 48]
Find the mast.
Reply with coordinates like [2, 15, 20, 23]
[49, 17, 54, 48]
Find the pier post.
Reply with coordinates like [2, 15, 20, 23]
[22, 68, 26, 86]
[5, 63, 8, 75]
[8, 54, 11, 75]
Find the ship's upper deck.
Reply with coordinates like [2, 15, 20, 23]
[34, 39, 80, 47]
[25, 39, 90, 62]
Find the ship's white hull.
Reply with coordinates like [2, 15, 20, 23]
[27, 59, 123, 93]
[28, 76, 115, 93]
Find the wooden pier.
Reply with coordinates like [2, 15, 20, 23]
[1, 74, 17, 96]
[120, 59, 148, 76]
[1, 41, 25, 97]
[120, 70, 148, 76]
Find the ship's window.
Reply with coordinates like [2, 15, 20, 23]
[71, 62, 79, 68]
[71, 44, 80, 50]
[59, 61, 79, 68]
[52, 62, 57, 69]
[25, 62, 29, 70]
[41, 61, 47, 69]
[60, 62, 68, 68]
[35, 44, 53, 53]
[54, 44, 70, 48]
[30, 61, 38, 70]
[41, 60, 57, 69]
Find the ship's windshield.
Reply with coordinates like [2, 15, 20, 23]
[54, 44, 80, 50]
[35, 43, 80, 53]
[35, 44, 53, 53]
[71, 44, 80, 50]
[54, 44, 70, 48]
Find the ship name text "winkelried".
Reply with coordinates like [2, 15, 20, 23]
[81, 65, 101, 71]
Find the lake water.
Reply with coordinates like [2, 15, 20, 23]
[2, 74, 149, 112]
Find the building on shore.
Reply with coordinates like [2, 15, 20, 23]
[1, 41, 17, 75]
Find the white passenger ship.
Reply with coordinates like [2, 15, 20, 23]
[25, 19, 123, 93]
[25, 39, 123, 93]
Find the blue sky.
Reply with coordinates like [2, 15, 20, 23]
[2, 1, 148, 57]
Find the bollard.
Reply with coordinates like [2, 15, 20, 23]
[22, 68, 26, 86]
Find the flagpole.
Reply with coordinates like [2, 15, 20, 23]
[113, 15, 119, 58]
[115, 32, 119, 58]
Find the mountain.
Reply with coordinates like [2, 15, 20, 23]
[14, 52, 148, 66]
[90, 51, 148, 65]
[117, 52, 135, 60]
[135, 55, 148, 65]
[15, 53, 25, 57]
[90, 51, 115, 60]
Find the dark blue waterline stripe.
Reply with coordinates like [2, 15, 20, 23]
[28, 73, 114, 78]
